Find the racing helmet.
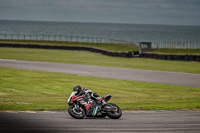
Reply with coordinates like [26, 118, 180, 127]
[73, 85, 82, 94]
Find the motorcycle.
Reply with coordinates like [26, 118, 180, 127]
[67, 91, 122, 119]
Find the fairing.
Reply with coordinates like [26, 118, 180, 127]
[68, 91, 77, 103]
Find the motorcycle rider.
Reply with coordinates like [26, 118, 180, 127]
[72, 85, 106, 105]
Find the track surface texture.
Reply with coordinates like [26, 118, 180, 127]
[0, 59, 200, 88]
[0, 110, 200, 133]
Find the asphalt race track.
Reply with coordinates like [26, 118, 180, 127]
[0, 59, 200, 88]
[0, 110, 200, 133]
[1, 59, 200, 133]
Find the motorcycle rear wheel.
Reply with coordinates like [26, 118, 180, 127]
[106, 103, 122, 119]
[68, 105, 86, 119]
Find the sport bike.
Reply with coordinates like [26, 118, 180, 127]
[67, 91, 122, 119]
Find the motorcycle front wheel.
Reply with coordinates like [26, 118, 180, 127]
[68, 105, 86, 119]
[106, 103, 122, 119]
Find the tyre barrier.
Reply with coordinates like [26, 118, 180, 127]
[139, 53, 200, 62]
[0, 43, 135, 58]
[1, 43, 199, 61]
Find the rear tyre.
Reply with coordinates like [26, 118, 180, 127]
[68, 105, 85, 119]
[106, 103, 122, 119]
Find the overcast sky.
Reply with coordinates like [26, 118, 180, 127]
[0, 0, 200, 25]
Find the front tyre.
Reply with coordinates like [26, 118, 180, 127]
[68, 105, 85, 119]
[106, 103, 122, 119]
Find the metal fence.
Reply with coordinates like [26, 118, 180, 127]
[0, 34, 134, 45]
[152, 41, 200, 49]
[1, 34, 199, 49]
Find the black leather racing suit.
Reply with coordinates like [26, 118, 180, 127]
[77, 88, 103, 102]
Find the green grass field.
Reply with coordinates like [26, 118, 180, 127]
[1, 67, 200, 111]
[0, 39, 139, 52]
[0, 47, 200, 74]
[1, 42, 200, 111]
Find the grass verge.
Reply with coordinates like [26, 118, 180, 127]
[152, 49, 200, 55]
[0, 67, 200, 111]
[0, 47, 200, 74]
[0, 39, 138, 52]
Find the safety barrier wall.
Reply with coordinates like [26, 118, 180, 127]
[0, 43, 199, 61]
[0, 43, 136, 58]
[139, 53, 200, 62]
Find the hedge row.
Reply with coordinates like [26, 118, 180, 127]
[140, 53, 200, 62]
[0, 43, 136, 58]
